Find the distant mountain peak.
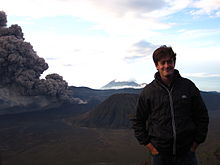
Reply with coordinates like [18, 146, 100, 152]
[101, 79, 145, 89]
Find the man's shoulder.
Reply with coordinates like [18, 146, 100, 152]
[176, 76, 200, 94]
[143, 80, 156, 89]
[178, 76, 196, 87]
[140, 80, 157, 94]
[175, 69, 196, 87]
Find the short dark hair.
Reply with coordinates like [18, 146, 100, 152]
[152, 45, 176, 65]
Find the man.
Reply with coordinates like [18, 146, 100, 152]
[133, 45, 209, 165]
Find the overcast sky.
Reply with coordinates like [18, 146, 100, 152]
[1, 0, 220, 91]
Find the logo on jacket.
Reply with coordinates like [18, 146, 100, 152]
[181, 95, 187, 99]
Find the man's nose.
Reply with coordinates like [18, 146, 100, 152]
[164, 62, 170, 67]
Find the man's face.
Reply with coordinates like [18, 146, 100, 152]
[156, 56, 175, 78]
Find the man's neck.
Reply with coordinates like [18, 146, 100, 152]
[161, 75, 173, 87]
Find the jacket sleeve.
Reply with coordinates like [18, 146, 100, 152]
[191, 85, 209, 144]
[132, 92, 151, 145]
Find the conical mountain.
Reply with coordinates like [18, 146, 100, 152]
[79, 93, 139, 128]
[101, 80, 142, 89]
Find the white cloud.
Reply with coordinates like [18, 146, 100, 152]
[1, 0, 192, 35]
[125, 40, 159, 61]
[1, 0, 190, 18]
[145, 0, 192, 17]
[183, 72, 220, 78]
[177, 28, 220, 40]
[191, 0, 220, 16]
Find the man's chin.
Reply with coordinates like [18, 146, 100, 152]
[164, 72, 174, 77]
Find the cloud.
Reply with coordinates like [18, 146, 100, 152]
[1, 0, 170, 18]
[1, 0, 191, 36]
[2, 0, 190, 18]
[46, 57, 58, 61]
[63, 64, 74, 67]
[90, 0, 166, 16]
[191, 0, 220, 16]
[134, 40, 158, 49]
[125, 40, 158, 61]
[0, 11, 84, 103]
[183, 72, 220, 78]
[177, 28, 220, 40]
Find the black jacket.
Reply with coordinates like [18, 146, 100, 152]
[133, 70, 209, 155]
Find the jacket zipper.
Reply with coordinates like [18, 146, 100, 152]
[159, 83, 176, 155]
[168, 88, 176, 155]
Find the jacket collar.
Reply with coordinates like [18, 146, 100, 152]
[154, 69, 181, 89]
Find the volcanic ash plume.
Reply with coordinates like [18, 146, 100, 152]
[0, 11, 79, 104]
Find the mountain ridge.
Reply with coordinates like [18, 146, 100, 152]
[0, 86, 220, 116]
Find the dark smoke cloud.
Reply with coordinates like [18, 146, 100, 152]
[0, 11, 7, 27]
[0, 11, 82, 104]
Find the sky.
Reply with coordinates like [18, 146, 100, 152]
[1, 0, 220, 91]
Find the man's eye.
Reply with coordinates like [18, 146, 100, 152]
[168, 60, 173, 64]
[160, 60, 173, 65]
